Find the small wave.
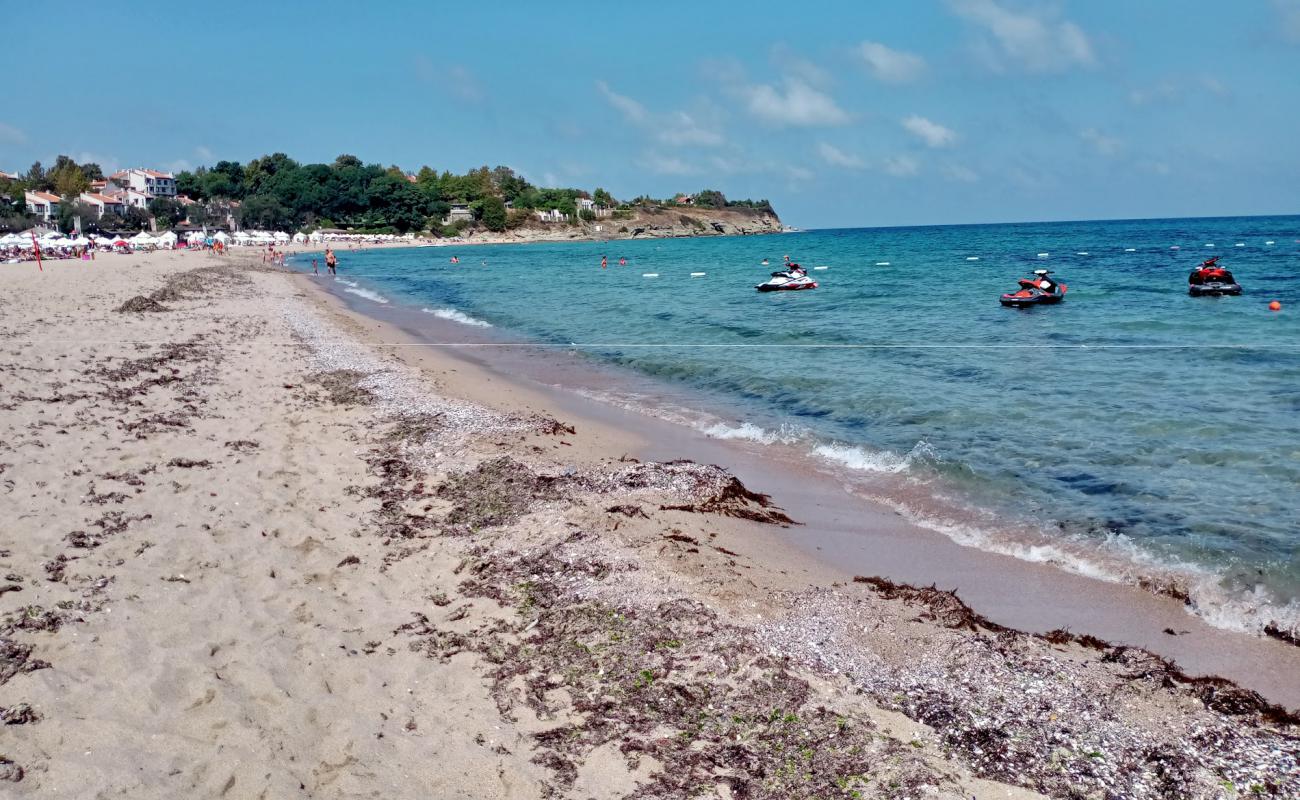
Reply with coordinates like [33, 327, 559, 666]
[335, 278, 359, 287]
[698, 421, 802, 446]
[422, 307, 492, 327]
[812, 440, 937, 474]
[342, 286, 389, 304]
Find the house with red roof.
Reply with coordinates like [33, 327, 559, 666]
[25, 191, 61, 222]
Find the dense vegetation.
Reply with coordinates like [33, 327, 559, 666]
[1, 152, 774, 235]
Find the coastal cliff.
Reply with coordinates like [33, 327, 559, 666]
[455, 204, 785, 245]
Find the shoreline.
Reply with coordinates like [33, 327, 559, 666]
[1, 249, 1295, 797]
[293, 259, 1300, 706]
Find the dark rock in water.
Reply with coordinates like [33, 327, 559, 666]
[115, 295, 169, 313]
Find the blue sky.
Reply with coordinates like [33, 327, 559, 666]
[4, 0, 1299, 227]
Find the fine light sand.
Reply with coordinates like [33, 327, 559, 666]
[0, 248, 1295, 799]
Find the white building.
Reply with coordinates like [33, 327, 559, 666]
[443, 203, 474, 225]
[535, 208, 568, 223]
[25, 191, 60, 222]
[110, 168, 177, 199]
[0, 170, 18, 181]
[79, 192, 127, 219]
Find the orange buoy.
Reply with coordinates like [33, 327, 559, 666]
[1268, 300, 1282, 311]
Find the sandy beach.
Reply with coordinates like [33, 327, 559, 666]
[1, 247, 1296, 798]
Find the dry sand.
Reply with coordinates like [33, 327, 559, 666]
[0, 248, 1295, 799]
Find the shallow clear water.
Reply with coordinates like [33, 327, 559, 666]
[303, 216, 1300, 630]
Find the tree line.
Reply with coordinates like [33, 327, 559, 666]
[1, 152, 775, 235]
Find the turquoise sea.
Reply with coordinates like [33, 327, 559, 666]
[298, 215, 1300, 635]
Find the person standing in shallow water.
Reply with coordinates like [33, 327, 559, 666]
[325, 248, 337, 276]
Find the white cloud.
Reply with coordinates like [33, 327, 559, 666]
[195, 145, 214, 161]
[1080, 128, 1122, 156]
[1276, 0, 1300, 43]
[944, 164, 980, 182]
[785, 165, 815, 182]
[164, 159, 194, 173]
[857, 41, 927, 83]
[816, 142, 866, 169]
[596, 81, 649, 124]
[0, 121, 26, 145]
[901, 115, 958, 148]
[741, 79, 849, 127]
[598, 85, 725, 147]
[638, 153, 697, 175]
[882, 155, 920, 177]
[658, 111, 725, 147]
[948, 0, 1095, 73]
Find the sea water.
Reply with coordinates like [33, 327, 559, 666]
[302, 216, 1300, 634]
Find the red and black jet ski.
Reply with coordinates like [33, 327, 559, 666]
[1188, 257, 1242, 296]
[757, 262, 818, 292]
[1000, 269, 1066, 308]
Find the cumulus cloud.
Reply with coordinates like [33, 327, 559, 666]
[816, 142, 866, 169]
[0, 121, 26, 145]
[902, 115, 958, 148]
[638, 153, 697, 175]
[948, 0, 1095, 73]
[1080, 128, 1122, 156]
[741, 79, 850, 127]
[882, 155, 920, 177]
[857, 41, 927, 83]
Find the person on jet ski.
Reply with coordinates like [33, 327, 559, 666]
[784, 260, 806, 278]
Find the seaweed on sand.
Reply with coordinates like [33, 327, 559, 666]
[661, 476, 798, 526]
[0, 639, 49, 686]
[114, 295, 169, 313]
[400, 542, 949, 799]
[436, 457, 566, 530]
[308, 369, 375, 406]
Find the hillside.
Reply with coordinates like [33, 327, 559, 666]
[456, 203, 785, 244]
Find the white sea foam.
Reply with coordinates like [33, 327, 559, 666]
[874, 261, 891, 266]
[966, 256, 980, 261]
[690, 272, 707, 277]
[643, 273, 659, 278]
[1124, 248, 1136, 252]
[343, 286, 389, 304]
[335, 278, 359, 287]
[1234, 243, 1245, 247]
[1076, 251, 1090, 256]
[1037, 253, 1050, 258]
[421, 307, 491, 327]
[696, 421, 805, 446]
[811, 441, 935, 474]
[1265, 240, 1275, 245]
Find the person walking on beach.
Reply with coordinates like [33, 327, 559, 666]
[325, 248, 337, 276]
[312, 258, 319, 275]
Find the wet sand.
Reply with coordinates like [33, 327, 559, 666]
[0, 248, 1295, 798]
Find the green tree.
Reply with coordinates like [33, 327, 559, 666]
[237, 195, 294, 230]
[593, 187, 614, 207]
[148, 197, 185, 228]
[57, 200, 96, 233]
[478, 196, 507, 232]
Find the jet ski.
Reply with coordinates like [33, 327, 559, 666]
[1188, 257, 1242, 296]
[757, 263, 818, 292]
[1000, 269, 1067, 308]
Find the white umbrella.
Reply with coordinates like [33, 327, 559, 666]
[273, 231, 290, 241]
[213, 231, 229, 242]
[71, 236, 91, 246]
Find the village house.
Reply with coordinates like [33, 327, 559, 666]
[535, 208, 568, 223]
[110, 168, 177, 199]
[25, 191, 61, 222]
[0, 170, 19, 181]
[577, 197, 613, 219]
[443, 203, 474, 225]
[674, 194, 695, 205]
[78, 192, 127, 219]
